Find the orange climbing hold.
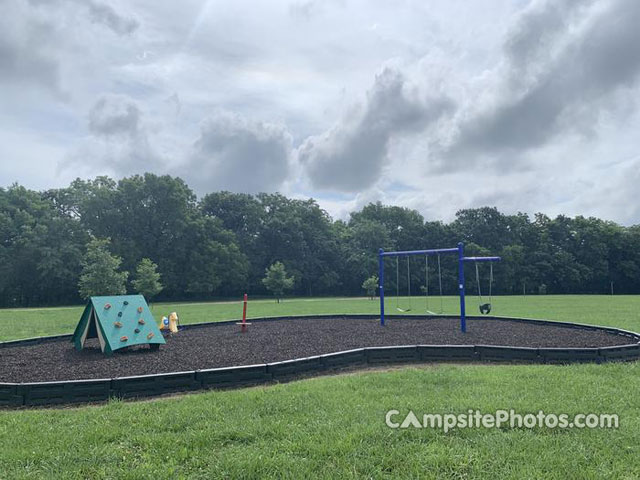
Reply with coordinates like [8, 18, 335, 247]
[147, 332, 154, 340]
[114, 321, 122, 328]
[138, 319, 145, 325]
[137, 306, 143, 313]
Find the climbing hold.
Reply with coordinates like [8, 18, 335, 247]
[104, 303, 111, 310]
[138, 319, 145, 325]
[137, 306, 143, 313]
[124, 300, 129, 305]
[120, 336, 128, 342]
[134, 328, 140, 334]
[147, 332, 154, 340]
[114, 321, 122, 328]
[118, 312, 123, 317]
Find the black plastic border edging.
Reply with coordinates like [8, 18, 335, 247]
[1, 315, 639, 408]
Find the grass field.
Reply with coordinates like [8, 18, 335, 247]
[1, 295, 639, 479]
[1, 294, 640, 342]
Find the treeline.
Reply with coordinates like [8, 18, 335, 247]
[1, 173, 640, 307]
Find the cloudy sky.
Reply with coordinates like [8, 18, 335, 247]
[2, 0, 640, 224]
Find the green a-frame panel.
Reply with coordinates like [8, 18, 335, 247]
[72, 295, 166, 355]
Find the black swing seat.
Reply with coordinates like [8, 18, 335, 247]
[479, 303, 492, 315]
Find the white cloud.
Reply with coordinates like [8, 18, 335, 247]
[3, 0, 640, 225]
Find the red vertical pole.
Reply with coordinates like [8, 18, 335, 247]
[241, 293, 248, 333]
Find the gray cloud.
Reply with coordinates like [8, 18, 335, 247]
[89, 94, 141, 137]
[443, 0, 640, 167]
[289, 1, 320, 20]
[504, 0, 593, 80]
[299, 68, 452, 192]
[288, 0, 344, 20]
[0, 0, 138, 99]
[84, 0, 139, 35]
[28, 0, 139, 35]
[179, 111, 293, 194]
[0, 3, 63, 95]
[62, 94, 162, 174]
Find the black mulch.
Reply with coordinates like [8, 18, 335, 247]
[0, 316, 636, 383]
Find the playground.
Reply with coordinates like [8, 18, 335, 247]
[0, 245, 639, 476]
[2, 245, 638, 397]
[1, 295, 640, 478]
[1, 315, 635, 384]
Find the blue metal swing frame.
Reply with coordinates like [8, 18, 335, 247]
[378, 242, 501, 332]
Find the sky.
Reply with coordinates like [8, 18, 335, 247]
[2, 0, 640, 224]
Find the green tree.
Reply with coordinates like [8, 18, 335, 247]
[256, 193, 340, 296]
[200, 192, 265, 291]
[78, 238, 128, 299]
[68, 174, 248, 299]
[262, 262, 294, 302]
[350, 202, 426, 251]
[132, 258, 163, 302]
[7, 173, 640, 305]
[0, 184, 87, 306]
[452, 207, 511, 252]
[362, 275, 378, 299]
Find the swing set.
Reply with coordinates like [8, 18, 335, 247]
[379, 242, 501, 332]
[394, 254, 444, 315]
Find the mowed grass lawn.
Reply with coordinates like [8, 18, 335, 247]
[0, 296, 639, 479]
[2, 294, 640, 341]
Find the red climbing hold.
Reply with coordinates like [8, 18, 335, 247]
[120, 336, 128, 342]
[104, 303, 111, 309]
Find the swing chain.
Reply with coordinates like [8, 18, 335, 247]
[396, 256, 412, 312]
[425, 254, 444, 315]
[489, 262, 493, 305]
[475, 262, 483, 302]
[425, 255, 429, 310]
[437, 254, 443, 313]
[476, 261, 493, 315]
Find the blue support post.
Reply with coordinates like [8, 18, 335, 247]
[458, 242, 466, 333]
[379, 248, 385, 326]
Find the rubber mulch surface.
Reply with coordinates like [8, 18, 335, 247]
[0, 316, 635, 382]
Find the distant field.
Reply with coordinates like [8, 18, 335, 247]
[1, 296, 639, 478]
[1, 294, 639, 342]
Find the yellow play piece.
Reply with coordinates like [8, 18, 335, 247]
[160, 311, 179, 333]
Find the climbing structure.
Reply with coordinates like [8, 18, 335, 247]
[72, 295, 166, 355]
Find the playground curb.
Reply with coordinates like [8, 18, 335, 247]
[1, 315, 639, 408]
